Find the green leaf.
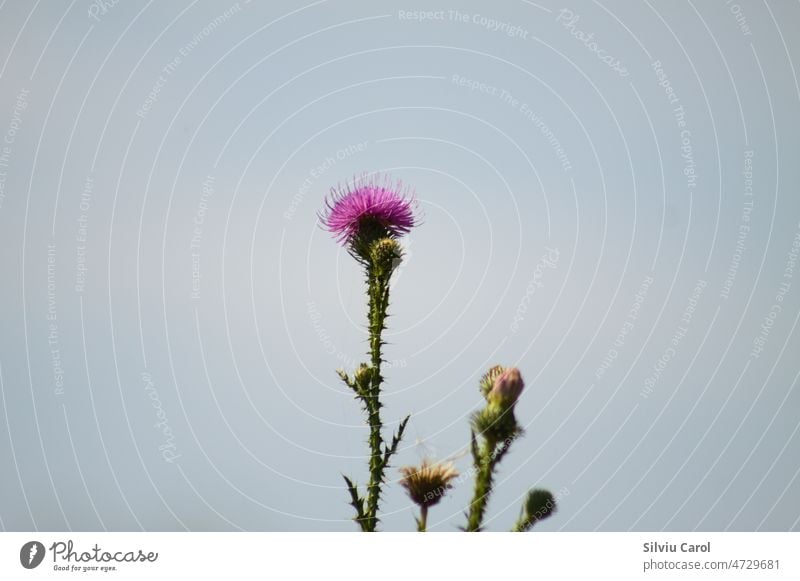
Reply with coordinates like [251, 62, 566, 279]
[383, 415, 410, 467]
[343, 475, 368, 531]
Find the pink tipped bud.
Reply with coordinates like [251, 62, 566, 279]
[489, 367, 524, 407]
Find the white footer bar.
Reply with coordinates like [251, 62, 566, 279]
[2, 532, 798, 580]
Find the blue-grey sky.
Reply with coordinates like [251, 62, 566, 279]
[0, 0, 799, 531]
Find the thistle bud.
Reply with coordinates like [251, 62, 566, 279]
[369, 238, 403, 274]
[471, 404, 520, 445]
[524, 489, 556, 521]
[353, 363, 372, 392]
[514, 489, 556, 531]
[488, 367, 524, 407]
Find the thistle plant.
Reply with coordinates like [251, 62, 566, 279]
[465, 366, 524, 531]
[320, 175, 556, 532]
[465, 366, 557, 532]
[320, 174, 416, 532]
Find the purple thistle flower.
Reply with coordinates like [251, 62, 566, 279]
[321, 174, 417, 245]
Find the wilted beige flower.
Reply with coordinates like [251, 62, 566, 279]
[399, 460, 459, 508]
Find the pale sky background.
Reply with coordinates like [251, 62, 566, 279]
[0, 0, 799, 531]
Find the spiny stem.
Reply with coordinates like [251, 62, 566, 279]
[363, 264, 391, 531]
[343, 475, 369, 532]
[511, 517, 528, 533]
[364, 395, 383, 531]
[466, 439, 497, 532]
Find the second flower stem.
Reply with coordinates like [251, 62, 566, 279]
[467, 439, 497, 532]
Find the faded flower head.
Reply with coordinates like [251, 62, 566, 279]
[399, 459, 459, 508]
[320, 174, 416, 247]
[488, 367, 525, 407]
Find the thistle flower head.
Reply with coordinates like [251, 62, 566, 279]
[320, 174, 417, 251]
[488, 367, 525, 408]
[399, 459, 459, 508]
